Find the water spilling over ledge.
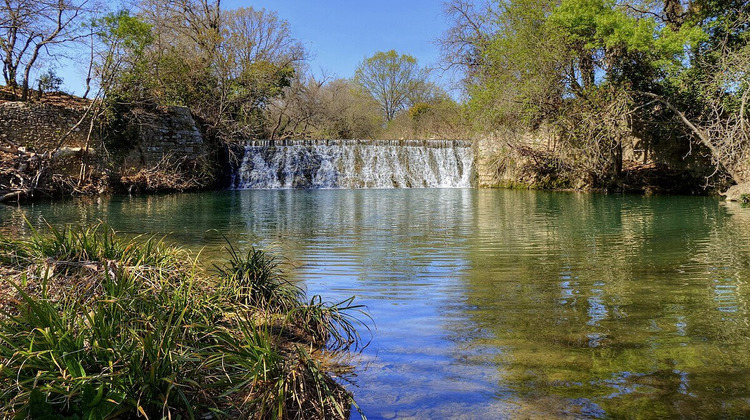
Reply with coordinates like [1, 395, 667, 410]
[231, 139, 475, 189]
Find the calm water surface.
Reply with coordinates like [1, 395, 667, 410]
[2, 189, 750, 418]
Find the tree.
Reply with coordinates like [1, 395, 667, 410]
[92, 10, 153, 94]
[265, 76, 383, 140]
[354, 50, 428, 121]
[0, 0, 93, 100]
[218, 7, 306, 136]
[106, 2, 306, 138]
[440, 0, 731, 187]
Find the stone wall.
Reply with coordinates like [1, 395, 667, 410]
[0, 101, 93, 150]
[0, 100, 214, 195]
[476, 125, 717, 193]
[0, 100, 207, 168]
[120, 106, 207, 169]
[475, 127, 558, 188]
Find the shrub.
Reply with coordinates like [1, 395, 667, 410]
[0, 224, 369, 419]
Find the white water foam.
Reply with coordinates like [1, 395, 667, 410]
[232, 140, 475, 189]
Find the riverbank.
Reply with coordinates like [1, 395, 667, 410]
[0, 88, 222, 203]
[0, 224, 367, 418]
[1, 88, 745, 202]
[475, 131, 737, 196]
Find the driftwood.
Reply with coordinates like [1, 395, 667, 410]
[120, 154, 212, 193]
[0, 148, 47, 203]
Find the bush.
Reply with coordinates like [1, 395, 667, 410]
[37, 69, 64, 95]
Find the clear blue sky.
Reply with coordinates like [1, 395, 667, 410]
[58, 0, 454, 95]
[227, 0, 450, 79]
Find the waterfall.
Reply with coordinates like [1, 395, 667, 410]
[231, 139, 475, 189]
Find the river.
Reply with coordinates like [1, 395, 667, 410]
[1, 189, 749, 418]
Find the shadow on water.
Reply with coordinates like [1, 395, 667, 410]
[2, 189, 750, 418]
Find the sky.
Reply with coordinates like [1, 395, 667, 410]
[228, 0, 450, 79]
[58, 0, 457, 95]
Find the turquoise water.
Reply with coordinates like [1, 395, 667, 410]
[2, 189, 750, 418]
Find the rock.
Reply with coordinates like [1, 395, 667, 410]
[52, 146, 88, 159]
[721, 182, 750, 202]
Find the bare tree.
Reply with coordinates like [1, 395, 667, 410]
[222, 7, 304, 76]
[266, 76, 384, 140]
[439, 0, 496, 75]
[0, 0, 93, 100]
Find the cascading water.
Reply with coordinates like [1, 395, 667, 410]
[231, 139, 475, 189]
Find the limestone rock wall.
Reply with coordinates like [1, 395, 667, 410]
[476, 127, 558, 188]
[0, 101, 93, 150]
[122, 106, 207, 168]
[0, 101, 207, 167]
[0, 100, 214, 196]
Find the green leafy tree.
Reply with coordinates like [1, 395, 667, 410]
[354, 50, 428, 121]
[92, 10, 153, 98]
[442, 0, 746, 188]
[105, 2, 305, 138]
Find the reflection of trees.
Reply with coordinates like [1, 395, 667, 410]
[464, 190, 750, 417]
[5, 189, 750, 417]
[237, 189, 477, 288]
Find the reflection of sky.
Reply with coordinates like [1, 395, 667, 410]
[0, 190, 512, 418]
[234, 189, 512, 418]
[5, 191, 750, 418]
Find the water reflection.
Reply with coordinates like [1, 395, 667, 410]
[464, 191, 750, 417]
[2, 190, 750, 418]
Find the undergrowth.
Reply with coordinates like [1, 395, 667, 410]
[0, 223, 370, 419]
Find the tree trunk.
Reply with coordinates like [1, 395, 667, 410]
[663, 0, 684, 30]
[21, 76, 30, 101]
[580, 52, 595, 89]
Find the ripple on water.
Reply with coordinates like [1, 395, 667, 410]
[2, 190, 750, 418]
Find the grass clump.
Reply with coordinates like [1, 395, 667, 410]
[0, 223, 369, 419]
[214, 244, 302, 312]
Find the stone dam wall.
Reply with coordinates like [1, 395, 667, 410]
[119, 106, 207, 168]
[0, 101, 208, 168]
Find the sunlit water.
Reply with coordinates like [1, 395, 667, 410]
[2, 189, 750, 418]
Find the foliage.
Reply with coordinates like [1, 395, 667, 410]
[91, 9, 154, 97]
[214, 243, 302, 312]
[443, 0, 750, 190]
[0, 224, 370, 419]
[36, 69, 63, 95]
[354, 50, 431, 121]
[265, 76, 385, 140]
[383, 99, 470, 140]
[106, 2, 305, 139]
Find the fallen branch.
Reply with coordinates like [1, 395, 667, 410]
[0, 190, 24, 203]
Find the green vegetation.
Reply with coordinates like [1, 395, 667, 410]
[1, 0, 466, 143]
[442, 0, 750, 192]
[0, 224, 369, 419]
[355, 50, 433, 122]
[2, 0, 749, 193]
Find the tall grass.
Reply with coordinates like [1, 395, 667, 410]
[0, 224, 369, 419]
[214, 243, 302, 312]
